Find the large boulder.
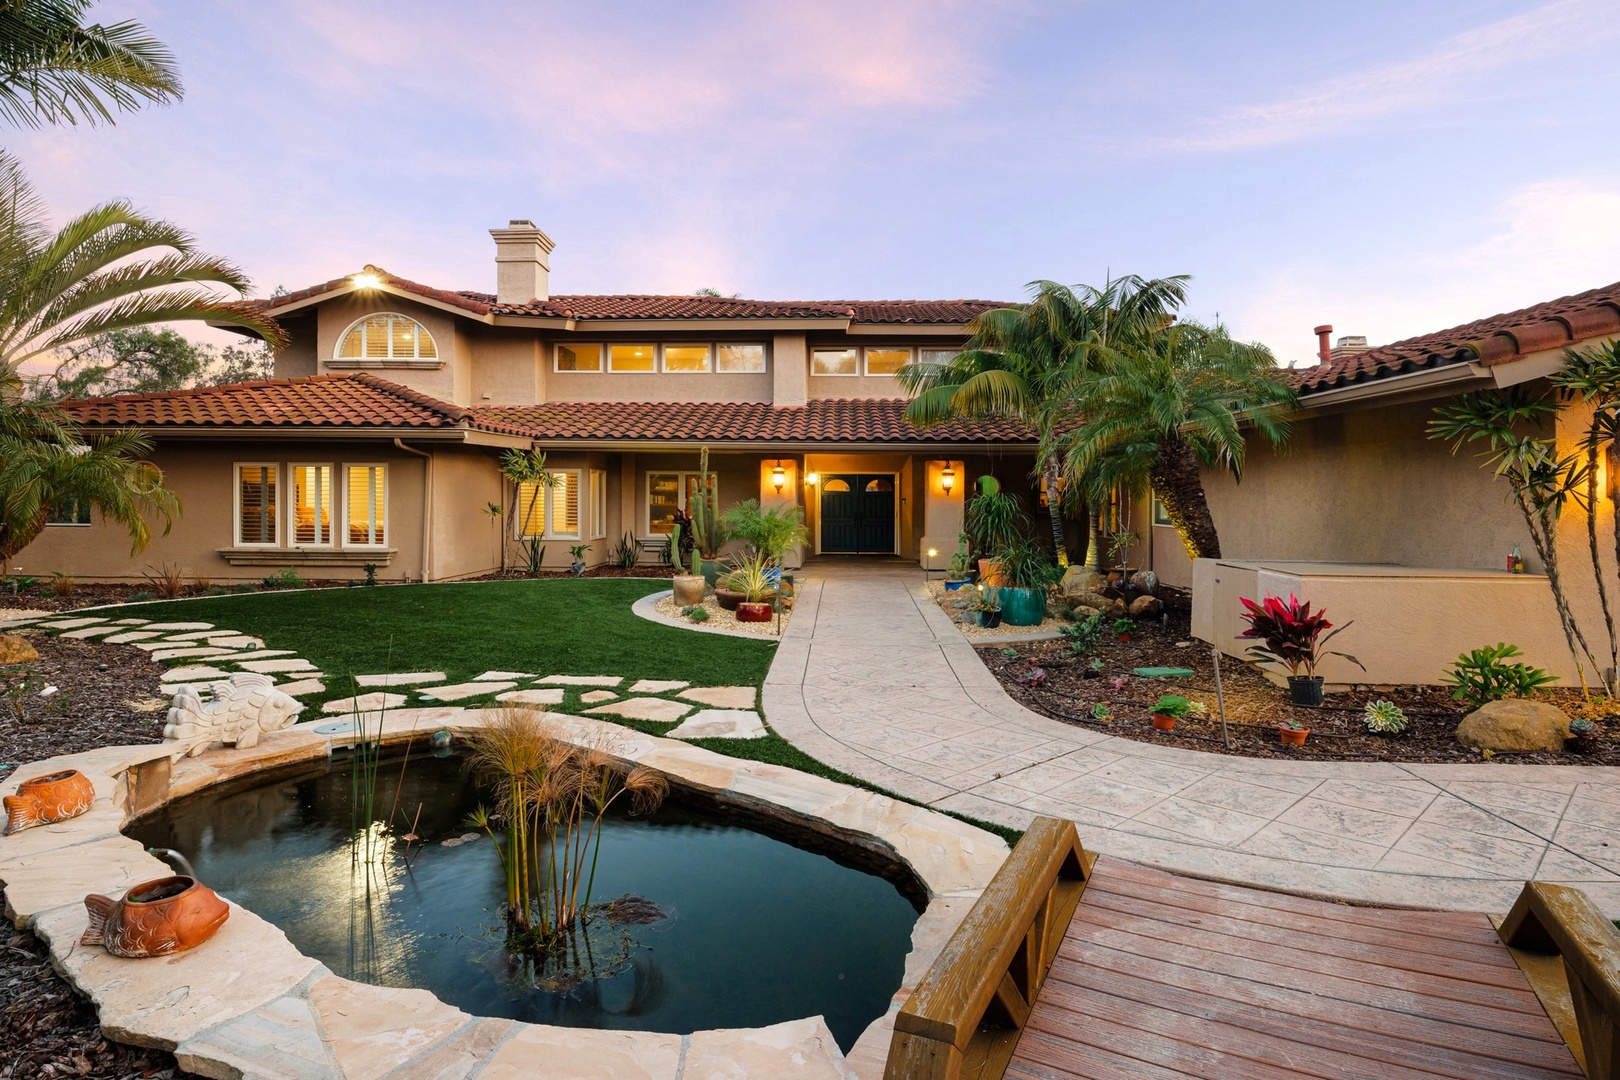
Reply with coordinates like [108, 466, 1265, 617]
[1456, 700, 1573, 752]
[1129, 569, 1159, 595]
[1128, 595, 1164, 619]
[0, 634, 38, 665]
[1061, 568, 1107, 599]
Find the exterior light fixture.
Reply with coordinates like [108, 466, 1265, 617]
[351, 270, 382, 290]
[772, 461, 786, 495]
[805, 471, 819, 486]
[941, 466, 956, 494]
[927, 548, 938, 559]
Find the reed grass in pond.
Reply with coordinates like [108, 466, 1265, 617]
[125, 754, 919, 1049]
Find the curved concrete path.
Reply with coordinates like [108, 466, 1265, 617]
[765, 560, 1620, 914]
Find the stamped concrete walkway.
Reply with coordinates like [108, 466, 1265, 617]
[765, 560, 1620, 914]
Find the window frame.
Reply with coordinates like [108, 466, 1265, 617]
[343, 463, 390, 548]
[45, 497, 91, 527]
[234, 462, 281, 548]
[644, 470, 718, 537]
[590, 469, 608, 541]
[660, 343, 712, 374]
[607, 343, 658, 373]
[918, 348, 960, 368]
[716, 343, 768, 373]
[553, 343, 603, 373]
[544, 468, 583, 540]
[1152, 496, 1172, 527]
[288, 462, 336, 548]
[863, 346, 912, 377]
[811, 348, 859, 377]
[333, 312, 439, 363]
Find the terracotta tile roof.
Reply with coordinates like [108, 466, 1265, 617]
[477, 399, 1034, 444]
[255, 267, 1004, 324]
[1298, 280, 1620, 393]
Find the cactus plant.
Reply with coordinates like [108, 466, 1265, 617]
[668, 523, 682, 568]
[689, 446, 726, 558]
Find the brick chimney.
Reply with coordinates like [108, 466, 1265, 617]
[489, 220, 554, 304]
[1313, 324, 1333, 365]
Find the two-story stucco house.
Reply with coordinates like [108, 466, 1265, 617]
[25, 221, 1040, 583]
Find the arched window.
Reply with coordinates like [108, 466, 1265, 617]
[336, 313, 438, 361]
[822, 478, 851, 492]
[865, 478, 893, 492]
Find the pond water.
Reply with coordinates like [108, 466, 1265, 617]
[125, 753, 920, 1050]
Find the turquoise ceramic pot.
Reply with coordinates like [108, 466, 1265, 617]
[998, 586, 1047, 627]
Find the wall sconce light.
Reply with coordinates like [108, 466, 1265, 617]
[771, 461, 786, 495]
[941, 466, 956, 494]
[804, 471, 819, 487]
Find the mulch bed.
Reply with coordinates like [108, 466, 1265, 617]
[1, 631, 186, 1079]
[981, 612, 1620, 764]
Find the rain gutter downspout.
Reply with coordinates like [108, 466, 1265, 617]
[394, 439, 433, 582]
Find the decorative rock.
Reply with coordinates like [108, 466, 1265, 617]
[629, 679, 690, 694]
[1127, 595, 1164, 618]
[668, 709, 767, 740]
[164, 672, 305, 756]
[322, 692, 407, 714]
[354, 671, 445, 687]
[1128, 569, 1159, 595]
[495, 687, 565, 706]
[1456, 700, 1574, 752]
[584, 697, 693, 723]
[474, 670, 532, 681]
[684, 1016, 850, 1080]
[536, 674, 623, 687]
[679, 685, 757, 709]
[580, 690, 618, 703]
[419, 681, 516, 702]
[1060, 567, 1107, 598]
[1068, 604, 1105, 619]
[0, 633, 39, 665]
[235, 657, 318, 674]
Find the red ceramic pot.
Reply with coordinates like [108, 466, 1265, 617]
[81, 876, 230, 958]
[1150, 713, 1177, 731]
[1277, 726, 1309, 746]
[5, 769, 95, 834]
[736, 602, 773, 622]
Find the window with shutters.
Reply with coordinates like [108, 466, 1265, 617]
[291, 465, 334, 546]
[236, 464, 279, 546]
[514, 471, 581, 540]
[335, 313, 438, 361]
[346, 465, 388, 546]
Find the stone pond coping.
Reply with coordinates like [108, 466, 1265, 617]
[0, 709, 1009, 1080]
[630, 589, 787, 641]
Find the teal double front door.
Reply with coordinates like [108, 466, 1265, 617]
[819, 474, 896, 554]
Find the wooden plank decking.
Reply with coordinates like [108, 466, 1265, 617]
[1007, 858, 1583, 1080]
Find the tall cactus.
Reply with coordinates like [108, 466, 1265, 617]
[668, 523, 682, 570]
[688, 445, 725, 558]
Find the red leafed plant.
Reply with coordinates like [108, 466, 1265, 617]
[1237, 594, 1364, 678]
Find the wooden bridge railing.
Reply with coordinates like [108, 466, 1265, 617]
[885, 816, 1094, 1080]
[1500, 881, 1620, 1079]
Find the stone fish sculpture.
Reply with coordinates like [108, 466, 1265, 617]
[163, 672, 304, 756]
[81, 875, 229, 957]
[3, 769, 96, 834]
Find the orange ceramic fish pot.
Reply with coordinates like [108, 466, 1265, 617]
[4, 769, 95, 834]
[81, 876, 229, 958]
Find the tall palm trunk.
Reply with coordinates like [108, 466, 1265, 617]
[1040, 454, 1069, 567]
[1150, 434, 1222, 560]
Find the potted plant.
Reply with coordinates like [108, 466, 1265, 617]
[1106, 529, 1139, 584]
[973, 586, 1003, 629]
[567, 543, 590, 576]
[1277, 719, 1310, 746]
[1568, 717, 1600, 755]
[731, 552, 777, 622]
[723, 498, 809, 571]
[1114, 617, 1137, 642]
[714, 568, 747, 611]
[965, 476, 1030, 586]
[945, 533, 972, 591]
[994, 538, 1053, 626]
[1150, 694, 1194, 731]
[1238, 594, 1364, 707]
[670, 524, 706, 607]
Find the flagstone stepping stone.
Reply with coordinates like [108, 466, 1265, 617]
[354, 671, 446, 687]
[495, 687, 565, 706]
[678, 686, 756, 709]
[166, 665, 230, 682]
[475, 670, 532, 681]
[40, 617, 108, 628]
[102, 630, 166, 644]
[536, 675, 623, 687]
[420, 681, 516, 702]
[235, 657, 317, 673]
[580, 690, 618, 703]
[111, 618, 150, 625]
[584, 697, 692, 723]
[276, 678, 326, 698]
[629, 679, 690, 694]
[147, 647, 237, 661]
[140, 622, 214, 631]
[59, 626, 122, 639]
[322, 692, 407, 714]
[181, 649, 297, 664]
[668, 710, 767, 740]
[205, 635, 264, 649]
[156, 630, 222, 641]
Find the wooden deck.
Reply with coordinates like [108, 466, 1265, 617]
[1007, 858, 1583, 1080]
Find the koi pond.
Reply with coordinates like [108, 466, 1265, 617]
[126, 752, 921, 1050]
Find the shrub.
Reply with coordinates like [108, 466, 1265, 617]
[1238, 593, 1362, 679]
[143, 562, 185, 599]
[997, 537, 1056, 590]
[1362, 699, 1407, 735]
[363, 563, 378, 586]
[964, 476, 1030, 559]
[614, 532, 639, 570]
[1062, 613, 1106, 656]
[127, 590, 156, 603]
[1151, 694, 1195, 719]
[1444, 643, 1558, 708]
[203, 585, 229, 597]
[261, 567, 305, 591]
[46, 572, 75, 598]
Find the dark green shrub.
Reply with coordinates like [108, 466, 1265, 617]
[1444, 643, 1558, 708]
[1061, 613, 1106, 656]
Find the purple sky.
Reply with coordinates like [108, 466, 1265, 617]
[12, 0, 1620, 363]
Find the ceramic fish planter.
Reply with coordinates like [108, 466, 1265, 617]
[163, 672, 304, 757]
[4, 769, 95, 834]
[81, 876, 229, 958]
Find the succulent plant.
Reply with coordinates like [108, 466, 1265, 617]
[1570, 717, 1597, 736]
[1363, 699, 1407, 735]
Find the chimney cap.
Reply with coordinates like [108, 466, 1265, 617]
[1312, 324, 1333, 335]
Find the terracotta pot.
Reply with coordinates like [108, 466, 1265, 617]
[714, 587, 746, 611]
[4, 769, 95, 834]
[671, 574, 706, 607]
[977, 558, 1006, 586]
[1277, 726, 1309, 746]
[1150, 713, 1177, 731]
[1117, 632, 1132, 643]
[81, 876, 229, 958]
[736, 601, 773, 622]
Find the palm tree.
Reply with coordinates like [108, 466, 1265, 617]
[899, 275, 1188, 568]
[1050, 320, 1295, 562]
[0, 0, 181, 128]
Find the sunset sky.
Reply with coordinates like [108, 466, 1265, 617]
[11, 0, 1620, 363]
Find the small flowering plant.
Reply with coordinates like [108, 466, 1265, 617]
[1238, 594, 1364, 679]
